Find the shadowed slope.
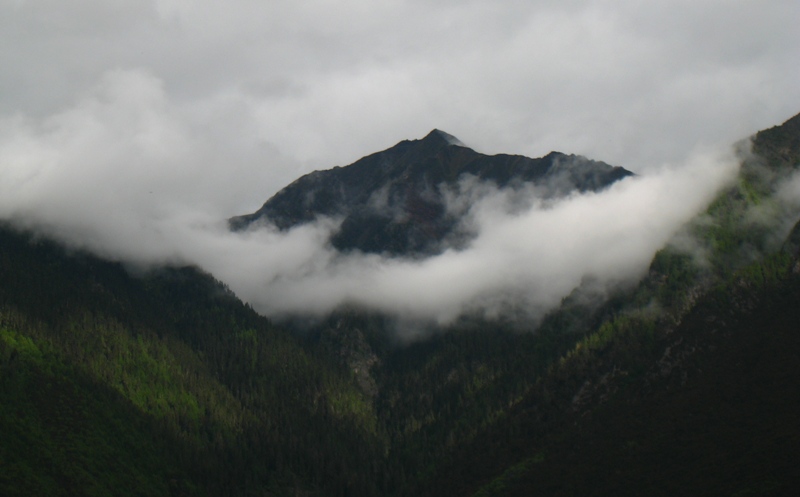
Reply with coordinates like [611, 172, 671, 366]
[231, 130, 632, 256]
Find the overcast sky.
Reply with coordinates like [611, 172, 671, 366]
[1, 0, 799, 325]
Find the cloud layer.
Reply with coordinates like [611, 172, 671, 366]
[206, 150, 738, 324]
[0, 71, 739, 323]
[0, 1, 797, 326]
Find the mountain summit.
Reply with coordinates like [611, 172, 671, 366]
[230, 131, 633, 255]
[420, 128, 466, 147]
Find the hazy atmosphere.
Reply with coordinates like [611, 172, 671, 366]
[2, 0, 799, 323]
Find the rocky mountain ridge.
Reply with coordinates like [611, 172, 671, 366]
[231, 129, 633, 256]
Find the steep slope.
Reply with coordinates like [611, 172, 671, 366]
[231, 129, 632, 256]
[0, 225, 386, 497]
[451, 246, 800, 497]
[415, 111, 800, 497]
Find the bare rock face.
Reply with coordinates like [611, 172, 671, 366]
[230, 130, 633, 257]
[317, 314, 383, 398]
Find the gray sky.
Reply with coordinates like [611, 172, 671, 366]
[1, 0, 799, 325]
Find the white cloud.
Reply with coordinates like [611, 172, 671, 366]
[213, 148, 738, 323]
[0, 68, 289, 260]
[0, 0, 796, 327]
[2, 1, 797, 170]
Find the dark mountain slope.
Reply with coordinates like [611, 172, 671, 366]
[463, 251, 800, 497]
[752, 111, 800, 171]
[231, 129, 632, 255]
[0, 224, 386, 497]
[416, 111, 800, 497]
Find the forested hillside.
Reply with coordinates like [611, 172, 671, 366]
[2, 112, 800, 496]
[0, 227, 387, 496]
[418, 112, 800, 496]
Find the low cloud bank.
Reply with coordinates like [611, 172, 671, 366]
[212, 151, 738, 324]
[0, 69, 743, 328]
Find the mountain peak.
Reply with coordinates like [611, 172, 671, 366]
[421, 129, 466, 148]
[231, 128, 633, 255]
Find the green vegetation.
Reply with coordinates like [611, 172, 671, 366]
[397, 114, 800, 496]
[0, 320, 180, 496]
[0, 226, 385, 496]
[470, 454, 543, 497]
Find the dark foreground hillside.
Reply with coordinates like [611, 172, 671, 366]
[426, 249, 800, 497]
[0, 225, 386, 496]
[513, 261, 800, 497]
[417, 112, 800, 497]
[4, 220, 799, 497]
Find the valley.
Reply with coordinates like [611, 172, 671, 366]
[2, 112, 800, 496]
